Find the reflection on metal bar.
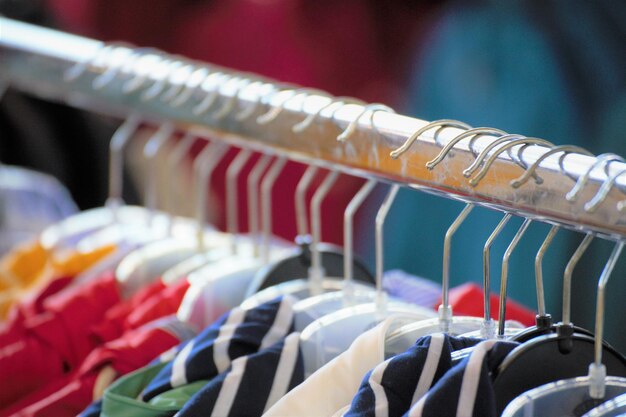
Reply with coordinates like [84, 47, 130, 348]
[1, 18, 626, 239]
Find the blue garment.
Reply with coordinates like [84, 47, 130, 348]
[405, 339, 518, 417]
[79, 296, 299, 417]
[141, 295, 298, 401]
[177, 332, 303, 416]
[343, 334, 481, 417]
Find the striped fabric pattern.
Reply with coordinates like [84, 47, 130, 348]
[176, 332, 303, 416]
[342, 334, 481, 417]
[141, 295, 298, 401]
[405, 339, 518, 417]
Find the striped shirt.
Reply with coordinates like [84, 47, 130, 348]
[176, 332, 303, 416]
[405, 339, 518, 417]
[141, 295, 298, 401]
[342, 334, 481, 417]
[82, 296, 301, 417]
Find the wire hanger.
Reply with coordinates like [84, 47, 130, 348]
[501, 242, 626, 417]
[297, 182, 436, 376]
[492, 232, 626, 414]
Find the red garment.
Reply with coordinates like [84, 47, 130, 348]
[0, 274, 121, 409]
[0, 276, 74, 347]
[2, 317, 195, 417]
[0, 273, 191, 412]
[446, 283, 537, 327]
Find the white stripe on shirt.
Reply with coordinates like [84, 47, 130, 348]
[408, 392, 427, 417]
[263, 332, 301, 412]
[171, 340, 195, 387]
[456, 339, 497, 417]
[213, 307, 247, 373]
[210, 355, 249, 417]
[261, 296, 295, 349]
[411, 333, 445, 406]
[369, 357, 392, 417]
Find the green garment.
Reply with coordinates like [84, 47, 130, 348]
[101, 363, 208, 417]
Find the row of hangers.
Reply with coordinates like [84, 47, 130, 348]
[26, 40, 626, 415]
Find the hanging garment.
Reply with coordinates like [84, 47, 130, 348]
[0, 241, 115, 318]
[0, 316, 196, 417]
[86, 296, 300, 417]
[340, 333, 481, 417]
[0, 165, 78, 256]
[405, 339, 519, 417]
[264, 315, 418, 417]
[0, 271, 188, 409]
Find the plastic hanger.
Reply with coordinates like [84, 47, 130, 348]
[176, 155, 295, 329]
[290, 179, 380, 331]
[583, 392, 626, 416]
[501, 242, 626, 417]
[297, 183, 437, 375]
[492, 235, 626, 414]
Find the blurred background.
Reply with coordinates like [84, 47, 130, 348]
[1, 0, 625, 350]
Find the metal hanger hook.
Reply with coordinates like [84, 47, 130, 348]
[535, 225, 559, 318]
[256, 88, 330, 125]
[309, 170, 340, 294]
[468, 137, 554, 187]
[292, 96, 366, 134]
[590, 241, 624, 399]
[389, 119, 472, 160]
[426, 127, 507, 171]
[510, 145, 594, 189]
[439, 203, 474, 332]
[93, 46, 155, 91]
[566, 153, 624, 202]
[562, 233, 594, 325]
[295, 166, 319, 238]
[375, 184, 401, 312]
[106, 114, 143, 213]
[584, 168, 626, 213]
[226, 148, 254, 254]
[140, 55, 187, 102]
[193, 141, 230, 251]
[247, 154, 273, 258]
[165, 132, 197, 235]
[498, 218, 532, 337]
[64, 41, 130, 82]
[143, 123, 177, 223]
[260, 157, 288, 263]
[344, 179, 377, 298]
[336, 103, 395, 143]
[481, 213, 512, 338]
[463, 134, 527, 178]
[192, 71, 230, 116]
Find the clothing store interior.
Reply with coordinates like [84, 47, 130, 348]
[2, 1, 626, 416]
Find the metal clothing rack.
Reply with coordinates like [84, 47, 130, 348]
[1, 17, 626, 240]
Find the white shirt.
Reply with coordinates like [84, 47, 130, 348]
[263, 314, 417, 417]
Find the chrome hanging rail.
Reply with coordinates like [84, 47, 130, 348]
[1, 17, 626, 239]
